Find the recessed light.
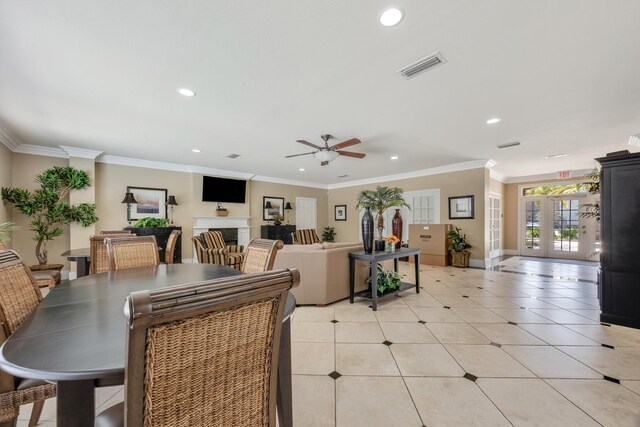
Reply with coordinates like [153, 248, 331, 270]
[192, 149, 201, 153]
[390, 155, 399, 160]
[379, 8, 404, 27]
[486, 118, 501, 124]
[178, 88, 196, 97]
[545, 153, 567, 159]
[298, 168, 305, 172]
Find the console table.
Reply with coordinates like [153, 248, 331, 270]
[349, 248, 420, 311]
[261, 225, 296, 244]
[124, 226, 182, 263]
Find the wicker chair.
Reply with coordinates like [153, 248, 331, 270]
[194, 231, 245, 270]
[90, 234, 138, 274]
[105, 236, 159, 271]
[0, 250, 56, 427]
[241, 239, 284, 274]
[95, 268, 300, 427]
[291, 229, 321, 245]
[164, 230, 182, 264]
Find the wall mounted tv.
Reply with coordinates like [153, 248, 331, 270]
[202, 176, 247, 203]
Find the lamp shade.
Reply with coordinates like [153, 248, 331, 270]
[264, 201, 273, 209]
[121, 192, 138, 204]
[166, 195, 178, 206]
[284, 202, 293, 210]
[314, 150, 339, 163]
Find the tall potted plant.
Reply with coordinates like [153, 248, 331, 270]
[356, 186, 409, 251]
[0, 221, 19, 249]
[448, 227, 472, 267]
[1, 166, 99, 266]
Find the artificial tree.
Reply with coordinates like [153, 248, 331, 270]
[356, 186, 409, 240]
[1, 166, 98, 265]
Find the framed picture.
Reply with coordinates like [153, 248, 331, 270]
[335, 204, 347, 221]
[448, 195, 475, 219]
[127, 186, 168, 222]
[263, 196, 284, 221]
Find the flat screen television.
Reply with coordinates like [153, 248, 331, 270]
[202, 176, 247, 203]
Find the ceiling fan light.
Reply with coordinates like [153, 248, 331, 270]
[314, 150, 339, 163]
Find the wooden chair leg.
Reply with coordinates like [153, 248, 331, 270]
[27, 400, 44, 427]
[0, 418, 17, 427]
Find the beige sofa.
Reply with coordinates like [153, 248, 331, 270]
[273, 241, 373, 305]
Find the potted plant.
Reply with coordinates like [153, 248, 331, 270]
[1, 166, 98, 267]
[0, 221, 19, 249]
[385, 235, 400, 252]
[579, 168, 600, 221]
[448, 227, 472, 267]
[356, 186, 409, 251]
[367, 263, 402, 294]
[132, 217, 168, 228]
[322, 226, 336, 242]
[271, 213, 284, 226]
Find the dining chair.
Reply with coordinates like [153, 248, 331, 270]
[0, 250, 56, 427]
[105, 236, 159, 271]
[95, 268, 300, 427]
[90, 234, 138, 274]
[100, 230, 133, 235]
[292, 229, 321, 245]
[241, 239, 285, 274]
[164, 230, 181, 264]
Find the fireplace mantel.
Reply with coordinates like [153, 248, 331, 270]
[193, 216, 251, 248]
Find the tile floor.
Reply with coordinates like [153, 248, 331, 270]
[18, 257, 640, 426]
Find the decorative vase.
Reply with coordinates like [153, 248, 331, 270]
[362, 207, 374, 254]
[386, 241, 395, 252]
[392, 209, 403, 249]
[375, 240, 386, 252]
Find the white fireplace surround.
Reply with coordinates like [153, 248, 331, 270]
[193, 216, 252, 249]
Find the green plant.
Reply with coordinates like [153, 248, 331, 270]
[1, 166, 98, 265]
[322, 226, 336, 242]
[448, 227, 472, 253]
[366, 263, 402, 294]
[271, 213, 284, 226]
[0, 221, 19, 243]
[356, 186, 409, 239]
[133, 217, 168, 228]
[578, 168, 600, 221]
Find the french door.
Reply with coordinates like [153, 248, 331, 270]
[489, 194, 502, 259]
[521, 195, 588, 259]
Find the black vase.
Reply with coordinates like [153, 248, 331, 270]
[392, 209, 403, 249]
[362, 207, 374, 253]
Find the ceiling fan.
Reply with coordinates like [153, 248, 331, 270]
[285, 134, 366, 166]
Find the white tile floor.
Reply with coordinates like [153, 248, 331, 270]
[19, 257, 640, 426]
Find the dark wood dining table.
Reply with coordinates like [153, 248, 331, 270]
[0, 263, 296, 427]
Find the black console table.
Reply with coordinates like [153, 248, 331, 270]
[261, 225, 296, 244]
[124, 226, 182, 263]
[349, 248, 420, 311]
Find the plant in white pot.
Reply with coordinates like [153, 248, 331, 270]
[448, 227, 472, 267]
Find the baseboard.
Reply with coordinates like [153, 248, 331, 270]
[64, 271, 73, 281]
[469, 259, 486, 269]
[502, 249, 520, 256]
[182, 258, 195, 264]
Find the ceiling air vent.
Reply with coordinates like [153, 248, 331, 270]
[629, 134, 640, 147]
[497, 142, 521, 149]
[225, 153, 240, 159]
[397, 51, 446, 79]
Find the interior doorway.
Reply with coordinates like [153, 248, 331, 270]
[295, 197, 317, 231]
[489, 193, 502, 259]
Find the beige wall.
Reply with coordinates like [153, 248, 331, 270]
[327, 168, 488, 262]
[10, 154, 70, 267]
[503, 176, 586, 251]
[95, 163, 195, 259]
[249, 181, 328, 239]
[0, 144, 13, 243]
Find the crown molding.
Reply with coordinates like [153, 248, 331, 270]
[504, 168, 592, 184]
[327, 159, 495, 190]
[186, 164, 256, 179]
[60, 145, 103, 159]
[490, 169, 506, 183]
[12, 144, 69, 158]
[0, 126, 22, 151]
[250, 175, 327, 189]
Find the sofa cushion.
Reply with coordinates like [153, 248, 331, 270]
[281, 243, 324, 251]
[322, 242, 363, 249]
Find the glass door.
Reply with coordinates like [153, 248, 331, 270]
[489, 194, 501, 259]
[521, 197, 545, 257]
[546, 196, 586, 259]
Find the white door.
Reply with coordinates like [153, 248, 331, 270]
[489, 194, 502, 259]
[546, 195, 587, 260]
[296, 197, 317, 231]
[521, 197, 545, 257]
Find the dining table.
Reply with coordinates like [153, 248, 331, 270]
[0, 263, 296, 427]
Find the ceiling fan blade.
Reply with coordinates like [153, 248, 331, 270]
[321, 161, 329, 166]
[296, 139, 322, 149]
[331, 138, 361, 150]
[336, 150, 366, 159]
[285, 152, 315, 158]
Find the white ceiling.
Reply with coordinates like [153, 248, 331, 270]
[1, 0, 639, 184]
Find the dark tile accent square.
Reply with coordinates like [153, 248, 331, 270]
[462, 295, 469, 298]
[463, 373, 478, 382]
[603, 375, 620, 384]
[328, 371, 342, 380]
[382, 340, 393, 346]
[418, 320, 426, 324]
[602, 343, 614, 349]
[331, 320, 339, 324]
[436, 280, 441, 282]
[490, 342, 502, 348]
[477, 287, 483, 289]
[443, 306, 451, 309]
[450, 274, 455, 277]
[508, 321, 518, 325]
[601, 323, 611, 327]
[520, 307, 527, 309]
